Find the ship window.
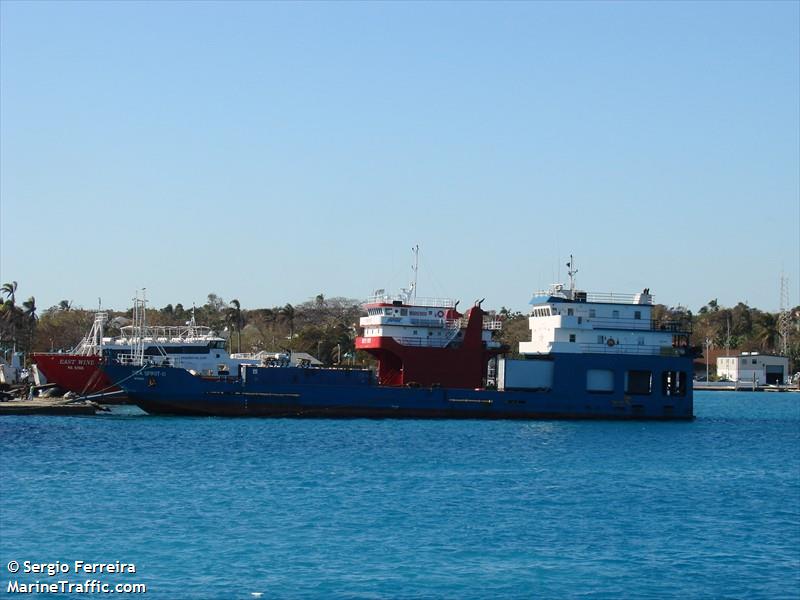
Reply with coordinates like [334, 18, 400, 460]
[752, 359, 757, 364]
[569, 334, 576, 343]
[634, 311, 641, 320]
[589, 309, 596, 318]
[400, 309, 408, 316]
[638, 336, 645, 346]
[384, 308, 392, 315]
[567, 308, 574, 316]
[613, 310, 620, 319]
[578, 317, 582, 324]
[587, 369, 614, 393]
[662, 371, 686, 396]
[625, 370, 652, 395]
[413, 330, 418, 335]
[597, 335, 605, 344]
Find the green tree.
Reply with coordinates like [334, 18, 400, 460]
[226, 299, 244, 353]
[21, 296, 37, 351]
[279, 303, 296, 342]
[1, 281, 18, 305]
[753, 312, 779, 351]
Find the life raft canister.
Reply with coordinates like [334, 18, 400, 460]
[607, 338, 616, 347]
[437, 310, 444, 318]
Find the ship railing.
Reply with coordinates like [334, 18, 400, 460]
[119, 324, 215, 340]
[443, 317, 464, 345]
[393, 336, 451, 349]
[579, 343, 687, 356]
[408, 317, 445, 327]
[534, 290, 653, 305]
[483, 318, 503, 331]
[364, 295, 457, 309]
[578, 317, 691, 333]
[114, 353, 184, 367]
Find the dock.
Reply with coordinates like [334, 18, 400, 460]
[0, 398, 102, 416]
[694, 382, 800, 393]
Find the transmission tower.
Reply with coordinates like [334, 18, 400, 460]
[779, 274, 791, 356]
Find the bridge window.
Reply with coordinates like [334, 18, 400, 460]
[625, 370, 652, 395]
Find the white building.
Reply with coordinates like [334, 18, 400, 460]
[716, 352, 789, 385]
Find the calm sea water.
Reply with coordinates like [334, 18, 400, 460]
[1, 391, 798, 599]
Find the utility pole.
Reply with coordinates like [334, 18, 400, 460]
[705, 337, 712, 381]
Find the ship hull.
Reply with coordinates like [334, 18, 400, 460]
[32, 353, 121, 397]
[104, 353, 694, 420]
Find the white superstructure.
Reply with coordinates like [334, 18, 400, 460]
[359, 294, 502, 349]
[518, 263, 690, 357]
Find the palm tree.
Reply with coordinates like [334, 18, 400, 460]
[1, 281, 18, 305]
[279, 303, 296, 342]
[754, 313, 779, 352]
[226, 299, 243, 353]
[58, 299, 72, 311]
[22, 296, 37, 351]
[0, 298, 21, 350]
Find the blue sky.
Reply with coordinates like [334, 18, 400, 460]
[1, 1, 798, 314]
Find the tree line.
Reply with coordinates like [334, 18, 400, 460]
[1, 281, 798, 371]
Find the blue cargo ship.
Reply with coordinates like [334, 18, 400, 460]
[101, 263, 694, 420]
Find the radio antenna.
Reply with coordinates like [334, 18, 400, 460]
[411, 244, 419, 300]
[567, 254, 578, 293]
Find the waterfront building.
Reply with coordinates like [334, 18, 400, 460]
[716, 352, 789, 385]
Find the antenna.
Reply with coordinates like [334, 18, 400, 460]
[779, 273, 791, 356]
[411, 244, 419, 300]
[566, 254, 578, 294]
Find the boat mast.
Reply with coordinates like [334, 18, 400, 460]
[567, 254, 578, 298]
[131, 289, 147, 365]
[411, 244, 419, 301]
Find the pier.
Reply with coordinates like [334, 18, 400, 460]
[0, 398, 103, 416]
[694, 381, 800, 393]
